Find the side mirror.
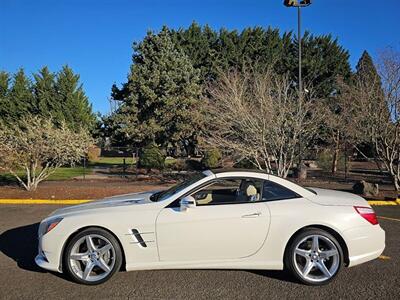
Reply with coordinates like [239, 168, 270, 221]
[180, 196, 196, 211]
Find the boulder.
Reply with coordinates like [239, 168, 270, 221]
[352, 180, 379, 197]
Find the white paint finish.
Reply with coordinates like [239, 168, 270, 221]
[156, 202, 270, 261]
[342, 225, 385, 266]
[36, 170, 385, 277]
[306, 188, 368, 206]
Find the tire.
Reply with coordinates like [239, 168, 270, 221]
[285, 228, 343, 286]
[63, 227, 123, 285]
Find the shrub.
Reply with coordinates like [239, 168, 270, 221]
[233, 158, 257, 169]
[139, 143, 165, 170]
[186, 159, 204, 170]
[316, 150, 345, 172]
[201, 148, 222, 169]
[87, 145, 101, 162]
[170, 159, 186, 171]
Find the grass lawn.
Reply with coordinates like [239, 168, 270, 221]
[47, 167, 93, 180]
[165, 157, 177, 167]
[0, 166, 93, 183]
[90, 157, 136, 166]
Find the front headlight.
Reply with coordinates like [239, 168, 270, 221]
[38, 217, 63, 237]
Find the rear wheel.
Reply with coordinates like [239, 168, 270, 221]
[63, 228, 122, 285]
[285, 228, 343, 285]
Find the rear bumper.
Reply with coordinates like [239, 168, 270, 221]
[344, 225, 385, 267]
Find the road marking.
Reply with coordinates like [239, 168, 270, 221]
[379, 255, 391, 260]
[0, 198, 399, 205]
[367, 199, 400, 206]
[378, 216, 400, 222]
[0, 199, 92, 205]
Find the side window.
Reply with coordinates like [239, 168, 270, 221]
[262, 180, 300, 201]
[192, 178, 262, 206]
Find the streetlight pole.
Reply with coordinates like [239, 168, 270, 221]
[283, 0, 312, 179]
[298, 5, 302, 105]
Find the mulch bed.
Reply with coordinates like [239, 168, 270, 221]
[0, 179, 172, 200]
[0, 175, 397, 200]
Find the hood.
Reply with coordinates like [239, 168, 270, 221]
[48, 190, 159, 218]
[306, 188, 369, 207]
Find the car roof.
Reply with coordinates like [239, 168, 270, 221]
[205, 168, 315, 198]
[209, 168, 269, 175]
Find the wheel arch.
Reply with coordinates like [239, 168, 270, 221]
[60, 225, 127, 272]
[283, 224, 349, 267]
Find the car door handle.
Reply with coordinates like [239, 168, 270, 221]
[241, 212, 261, 218]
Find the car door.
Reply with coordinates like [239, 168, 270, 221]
[155, 178, 270, 262]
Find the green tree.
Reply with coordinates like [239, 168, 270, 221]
[107, 24, 352, 150]
[172, 22, 218, 82]
[355, 50, 384, 94]
[0, 71, 11, 123]
[33, 67, 61, 118]
[293, 32, 351, 98]
[8, 68, 35, 119]
[113, 27, 202, 148]
[55, 65, 96, 131]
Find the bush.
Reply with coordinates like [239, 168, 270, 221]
[186, 159, 204, 170]
[170, 159, 186, 171]
[233, 158, 257, 169]
[139, 143, 165, 170]
[201, 148, 222, 169]
[87, 145, 101, 162]
[316, 150, 345, 172]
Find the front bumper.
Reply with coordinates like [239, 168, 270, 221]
[35, 231, 65, 273]
[35, 253, 60, 273]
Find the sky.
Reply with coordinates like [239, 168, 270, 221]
[1, 0, 399, 115]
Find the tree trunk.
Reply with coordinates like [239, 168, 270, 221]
[331, 132, 340, 174]
[393, 175, 400, 192]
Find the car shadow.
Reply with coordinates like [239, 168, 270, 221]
[0, 223, 45, 273]
[249, 269, 299, 284]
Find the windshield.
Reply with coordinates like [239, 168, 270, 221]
[150, 172, 207, 202]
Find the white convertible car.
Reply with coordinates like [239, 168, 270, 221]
[36, 169, 385, 285]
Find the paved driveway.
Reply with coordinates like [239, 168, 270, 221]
[0, 205, 399, 299]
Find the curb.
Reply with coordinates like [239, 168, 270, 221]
[0, 199, 92, 205]
[367, 199, 400, 206]
[0, 199, 399, 205]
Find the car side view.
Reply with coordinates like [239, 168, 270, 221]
[35, 169, 385, 285]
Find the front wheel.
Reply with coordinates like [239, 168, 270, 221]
[63, 228, 122, 285]
[285, 228, 343, 285]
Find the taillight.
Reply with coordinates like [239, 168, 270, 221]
[354, 206, 378, 225]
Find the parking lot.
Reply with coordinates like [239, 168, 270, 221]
[0, 204, 399, 300]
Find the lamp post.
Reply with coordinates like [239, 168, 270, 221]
[283, 0, 312, 180]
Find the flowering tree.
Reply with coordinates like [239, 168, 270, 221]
[0, 116, 93, 191]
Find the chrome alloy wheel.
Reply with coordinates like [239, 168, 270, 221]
[69, 234, 116, 282]
[293, 234, 340, 283]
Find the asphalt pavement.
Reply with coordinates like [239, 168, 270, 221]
[0, 204, 399, 300]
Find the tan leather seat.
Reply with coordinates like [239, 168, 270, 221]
[239, 181, 259, 202]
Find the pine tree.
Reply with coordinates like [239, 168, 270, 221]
[355, 51, 383, 89]
[292, 32, 351, 98]
[115, 26, 202, 147]
[8, 68, 35, 119]
[55, 65, 96, 131]
[0, 71, 11, 123]
[108, 24, 353, 148]
[354, 50, 387, 121]
[33, 67, 61, 119]
[172, 22, 218, 82]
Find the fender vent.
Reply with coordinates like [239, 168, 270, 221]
[131, 229, 147, 248]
